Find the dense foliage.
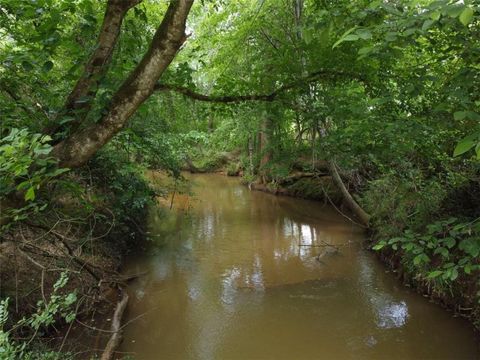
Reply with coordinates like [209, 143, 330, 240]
[1, 0, 479, 354]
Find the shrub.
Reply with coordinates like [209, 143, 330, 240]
[374, 218, 480, 283]
[86, 146, 156, 236]
[361, 170, 447, 239]
[0, 128, 68, 228]
[0, 273, 76, 359]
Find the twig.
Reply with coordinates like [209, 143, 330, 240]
[75, 310, 147, 334]
[48, 230, 101, 281]
[16, 247, 45, 270]
[170, 179, 177, 210]
[57, 299, 83, 356]
[320, 184, 367, 228]
[41, 269, 47, 305]
[14, 246, 19, 313]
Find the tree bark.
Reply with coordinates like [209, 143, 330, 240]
[52, 0, 194, 168]
[248, 135, 254, 175]
[258, 110, 273, 183]
[47, 0, 142, 135]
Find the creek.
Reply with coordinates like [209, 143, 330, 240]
[120, 173, 478, 359]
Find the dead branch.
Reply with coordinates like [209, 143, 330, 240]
[101, 290, 129, 360]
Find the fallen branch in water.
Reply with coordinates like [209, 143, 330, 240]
[101, 290, 129, 360]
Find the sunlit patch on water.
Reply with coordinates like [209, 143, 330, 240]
[134, 288, 145, 300]
[153, 259, 169, 280]
[221, 267, 240, 305]
[188, 286, 200, 301]
[365, 335, 378, 347]
[377, 301, 409, 329]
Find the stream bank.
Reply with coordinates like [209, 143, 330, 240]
[0, 151, 154, 358]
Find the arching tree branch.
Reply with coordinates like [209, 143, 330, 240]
[154, 68, 366, 103]
[154, 83, 275, 102]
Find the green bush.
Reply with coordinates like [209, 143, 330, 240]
[0, 128, 68, 227]
[373, 217, 480, 286]
[226, 162, 241, 176]
[86, 146, 156, 232]
[0, 273, 76, 360]
[362, 170, 447, 239]
[195, 151, 230, 172]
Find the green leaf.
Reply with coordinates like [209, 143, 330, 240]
[22, 60, 33, 71]
[464, 264, 472, 275]
[445, 4, 465, 18]
[343, 34, 359, 41]
[302, 29, 312, 45]
[413, 253, 429, 266]
[453, 138, 475, 157]
[42, 60, 53, 72]
[427, 270, 443, 279]
[449, 268, 458, 281]
[403, 28, 416, 36]
[332, 26, 357, 49]
[459, 7, 474, 26]
[453, 111, 466, 120]
[459, 238, 480, 257]
[467, 112, 480, 121]
[356, 29, 372, 40]
[358, 46, 373, 56]
[422, 19, 434, 31]
[434, 247, 449, 258]
[413, 254, 422, 265]
[385, 32, 397, 42]
[33, 146, 52, 155]
[47, 168, 69, 177]
[430, 11, 441, 21]
[444, 237, 456, 249]
[25, 187, 35, 201]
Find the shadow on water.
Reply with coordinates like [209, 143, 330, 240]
[121, 173, 479, 360]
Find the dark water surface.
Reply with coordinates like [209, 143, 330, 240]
[121, 174, 478, 359]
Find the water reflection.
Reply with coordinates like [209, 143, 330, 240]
[357, 250, 410, 330]
[121, 174, 478, 360]
[377, 301, 408, 329]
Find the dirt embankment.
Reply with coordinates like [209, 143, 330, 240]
[0, 184, 147, 357]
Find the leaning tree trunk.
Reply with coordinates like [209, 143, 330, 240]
[328, 161, 371, 226]
[46, 0, 142, 135]
[52, 0, 194, 168]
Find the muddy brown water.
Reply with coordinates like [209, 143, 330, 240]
[121, 173, 479, 359]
